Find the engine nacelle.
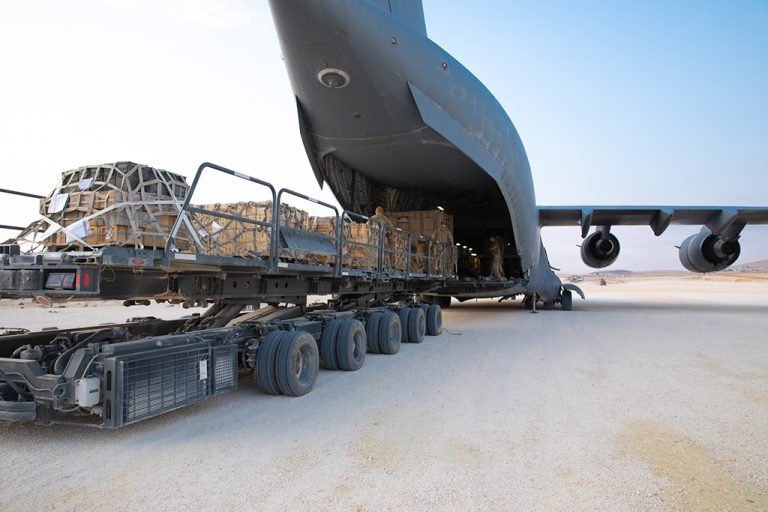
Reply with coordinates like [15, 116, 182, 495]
[580, 231, 621, 268]
[679, 230, 740, 273]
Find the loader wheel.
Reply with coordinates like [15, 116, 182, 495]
[426, 305, 442, 336]
[408, 307, 426, 343]
[276, 331, 319, 397]
[256, 330, 286, 395]
[398, 308, 412, 343]
[0, 401, 37, 422]
[366, 312, 383, 354]
[320, 319, 343, 370]
[0, 387, 36, 422]
[337, 318, 367, 371]
[378, 311, 402, 355]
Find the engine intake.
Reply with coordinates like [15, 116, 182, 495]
[679, 230, 740, 273]
[581, 231, 620, 268]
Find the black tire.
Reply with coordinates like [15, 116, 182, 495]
[437, 296, 452, 309]
[561, 290, 573, 311]
[523, 296, 533, 310]
[408, 307, 426, 343]
[256, 330, 286, 395]
[320, 319, 343, 370]
[0, 399, 36, 422]
[366, 312, 383, 354]
[398, 308, 411, 342]
[337, 318, 367, 371]
[275, 331, 319, 396]
[378, 310, 402, 355]
[543, 300, 555, 311]
[426, 305, 442, 336]
[0, 409, 37, 422]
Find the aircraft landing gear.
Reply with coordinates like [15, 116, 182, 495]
[560, 289, 573, 311]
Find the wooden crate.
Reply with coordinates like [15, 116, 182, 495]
[309, 216, 337, 236]
[386, 210, 453, 239]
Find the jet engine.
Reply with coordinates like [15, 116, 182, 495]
[678, 230, 740, 273]
[580, 231, 620, 268]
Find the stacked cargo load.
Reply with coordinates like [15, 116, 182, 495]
[28, 164, 453, 275]
[39, 162, 191, 251]
[386, 210, 455, 275]
[307, 218, 390, 270]
[191, 201, 310, 259]
[344, 221, 379, 270]
[306, 216, 339, 265]
[388, 210, 454, 238]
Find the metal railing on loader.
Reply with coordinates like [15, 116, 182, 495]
[165, 162, 456, 281]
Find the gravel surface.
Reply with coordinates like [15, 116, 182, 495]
[0, 279, 766, 511]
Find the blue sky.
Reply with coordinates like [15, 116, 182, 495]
[421, 0, 768, 270]
[0, 0, 766, 272]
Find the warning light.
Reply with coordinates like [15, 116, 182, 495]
[133, 258, 143, 266]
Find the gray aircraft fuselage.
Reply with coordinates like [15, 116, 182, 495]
[268, 0, 561, 299]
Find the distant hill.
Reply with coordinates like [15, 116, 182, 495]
[588, 269, 634, 276]
[732, 259, 768, 272]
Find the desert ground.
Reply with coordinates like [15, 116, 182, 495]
[0, 274, 767, 511]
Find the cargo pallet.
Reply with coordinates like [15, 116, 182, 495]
[0, 163, 528, 428]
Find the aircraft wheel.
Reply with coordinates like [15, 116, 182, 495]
[378, 311, 402, 355]
[426, 305, 442, 335]
[523, 296, 533, 310]
[337, 318, 367, 371]
[437, 296, 452, 309]
[398, 308, 412, 342]
[408, 307, 427, 343]
[276, 331, 319, 396]
[320, 319, 343, 370]
[543, 300, 555, 311]
[366, 312, 383, 353]
[256, 330, 287, 395]
[561, 290, 573, 311]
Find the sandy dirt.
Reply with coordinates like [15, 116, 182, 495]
[0, 278, 767, 511]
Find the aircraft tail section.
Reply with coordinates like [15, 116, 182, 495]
[369, 0, 427, 35]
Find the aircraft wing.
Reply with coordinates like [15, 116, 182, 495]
[538, 206, 768, 237]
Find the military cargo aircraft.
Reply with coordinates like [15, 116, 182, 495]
[267, 0, 768, 308]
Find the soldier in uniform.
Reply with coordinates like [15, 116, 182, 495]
[431, 220, 454, 274]
[495, 235, 505, 279]
[489, 235, 502, 278]
[367, 207, 394, 269]
[367, 206, 391, 228]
